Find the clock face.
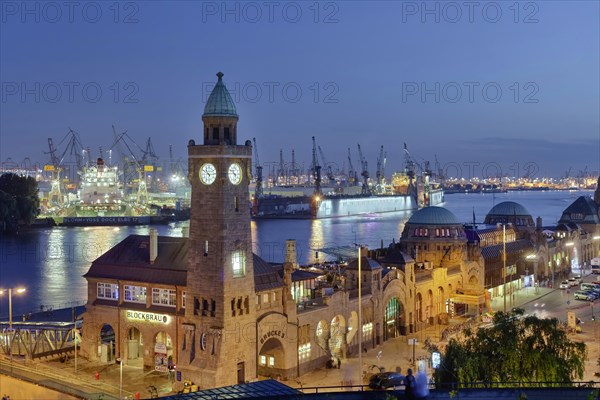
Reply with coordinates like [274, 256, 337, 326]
[228, 163, 242, 185]
[200, 163, 216, 185]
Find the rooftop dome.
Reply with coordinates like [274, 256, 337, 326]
[407, 206, 460, 226]
[486, 201, 531, 217]
[203, 72, 237, 117]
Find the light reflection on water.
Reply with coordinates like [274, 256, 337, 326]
[0, 190, 591, 317]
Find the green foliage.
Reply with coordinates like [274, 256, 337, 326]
[431, 308, 587, 388]
[0, 173, 40, 229]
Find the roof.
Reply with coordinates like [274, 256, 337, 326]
[84, 234, 282, 292]
[84, 235, 188, 286]
[203, 72, 238, 117]
[407, 206, 460, 226]
[381, 245, 414, 265]
[558, 196, 600, 224]
[486, 201, 532, 217]
[346, 256, 382, 271]
[480, 239, 533, 259]
[253, 254, 284, 292]
[162, 379, 301, 400]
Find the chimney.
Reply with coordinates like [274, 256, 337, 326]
[149, 228, 158, 264]
[285, 239, 298, 269]
[360, 246, 369, 257]
[536, 216, 542, 229]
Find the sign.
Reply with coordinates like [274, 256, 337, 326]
[431, 352, 441, 369]
[44, 165, 55, 171]
[259, 329, 285, 345]
[408, 338, 417, 345]
[126, 310, 170, 324]
[154, 342, 168, 372]
[144, 165, 154, 172]
[567, 311, 577, 328]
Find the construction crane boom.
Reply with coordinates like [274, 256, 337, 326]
[311, 136, 321, 195]
[252, 138, 263, 198]
[357, 143, 371, 195]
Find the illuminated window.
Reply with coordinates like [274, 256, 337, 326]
[271, 292, 277, 302]
[298, 343, 311, 361]
[124, 285, 146, 303]
[97, 282, 118, 300]
[182, 291, 186, 309]
[232, 251, 246, 278]
[268, 356, 275, 367]
[152, 288, 176, 307]
[262, 293, 269, 303]
[259, 355, 266, 365]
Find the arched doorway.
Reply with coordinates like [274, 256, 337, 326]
[436, 286, 445, 315]
[329, 315, 346, 359]
[384, 297, 405, 340]
[126, 327, 143, 366]
[154, 332, 173, 372]
[346, 311, 358, 346]
[258, 338, 285, 377]
[99, 323, 115, 363]
[315, 320, 329, 352]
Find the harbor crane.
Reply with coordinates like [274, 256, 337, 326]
[290, 149, 298, 183]
[252, 138, 263, 199]
[357, 143, 371, 195]
[318, 145, 335, 182]
[278, 149, 286, 184]
[45, 129, 85, 205]
[376, 145, 386, 185]
[109, 128, 148, 203]
[347, 148, 358, 186]
[311, 136, 322, 195]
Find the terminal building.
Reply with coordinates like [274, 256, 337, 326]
[79, 73, 600, 390]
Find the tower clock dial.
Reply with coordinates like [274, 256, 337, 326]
[228, 163, 242, 185]
[200, 163, 217, 185]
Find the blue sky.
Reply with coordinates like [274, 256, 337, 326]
[1, 1, 599, 179]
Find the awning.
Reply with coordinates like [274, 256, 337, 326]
[451, 293, 486, 305]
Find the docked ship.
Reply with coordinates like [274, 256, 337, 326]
[253, 170, 444, 219]
[40, 158, 185, 226]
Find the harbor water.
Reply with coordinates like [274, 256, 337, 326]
[0, 190, 590, 318]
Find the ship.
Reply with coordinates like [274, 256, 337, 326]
[40, 158, 188, 226]
[252, 171, 444, 219]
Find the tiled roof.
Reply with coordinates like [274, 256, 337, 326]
[203, 72, 238, 117]
[346, 256, 382, 270]
[558, 196, 600, 224]
[253, 254, 284, 292]
[84, 235, 188, 286]
[381, 246, 413, 264]
[162, 379, 301, 399]
[480, 239, 533, 259]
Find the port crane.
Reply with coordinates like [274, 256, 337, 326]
[311, 136, 322, 195]
[347, 148, 358, 186]
[109, 128, 148, 204]
[252, 138, 263, 199]
[45, 129, 85, 205]
[357, 143, 371, 195]
[318, 145, 335, 182]
[278, 149, 286, 185]
[290, 149, 298, 184]
[375, 145, 387, 194]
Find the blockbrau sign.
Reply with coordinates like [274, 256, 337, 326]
[126, 310, 170, 324]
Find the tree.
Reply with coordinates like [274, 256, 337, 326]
[430, 308, 587, 388]
[0, 173, 40, 229]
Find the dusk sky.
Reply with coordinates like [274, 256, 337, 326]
[1, 1, 599, 179]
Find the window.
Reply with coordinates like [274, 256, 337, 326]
[268, 356, 275, 367]
[182, 291, 186, 309]
[262, 293, 269, 303]
[97, 282, 118, 300]
[299, 343, 311, 361]
[271, 292, 277, 303]
[259, 355, 266, 366]
[232, 251, 245, 277]
[152, 288, 176, 307]
[124, 285, 146, 303]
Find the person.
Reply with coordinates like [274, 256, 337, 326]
[404, 368, 416, 400]
[415, 369, 430, 399]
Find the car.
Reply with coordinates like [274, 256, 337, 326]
[560, 281, 570, 289]
[584, 290, 600, 300]
[568, 278, 578, 287]
[368, 372, 405, 389]
[574, 291, 593, 301]
[574, 275, 582, 283]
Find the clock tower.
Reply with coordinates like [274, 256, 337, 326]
[181, 72, 256, 388]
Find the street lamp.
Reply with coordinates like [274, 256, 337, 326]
[503, 224, 507, 313]
[0, 287, 27, 370]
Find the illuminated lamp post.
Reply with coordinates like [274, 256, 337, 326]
[0, 287, 27, 371]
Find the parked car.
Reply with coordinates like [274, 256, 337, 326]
[574, 291, 593, 301]
[573, 275, 582, 283]
[568, 278, 578, 287]
[368, 372, 405, 389]
[560, 281, 570, 289]
[584, 290, 600, 300]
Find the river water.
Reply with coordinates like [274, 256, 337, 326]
[0, 190, 590, 318]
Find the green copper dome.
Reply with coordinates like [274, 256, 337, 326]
[203, 72, 238, 117]
[407, 206, 460, 226]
